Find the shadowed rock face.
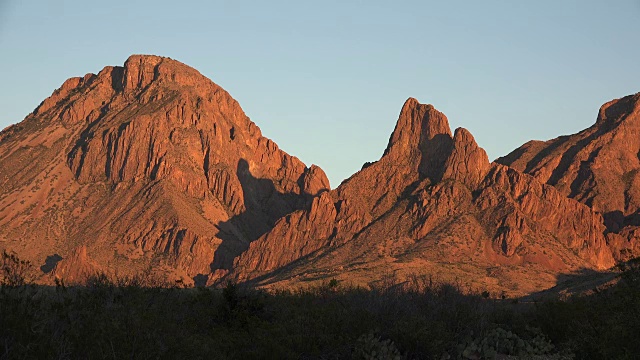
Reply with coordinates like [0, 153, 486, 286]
[0, 55, 327, 285]
[0, 54, 629, 295]
[497, 93, 640, 261]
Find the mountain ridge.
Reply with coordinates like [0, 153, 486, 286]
[227, 97, 614, 295]
[0, 55, 327, 285]
[497, 92, 640, 262]
[0, 54, 634, 295]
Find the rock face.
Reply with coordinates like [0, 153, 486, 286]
[230, 99, 614, 295]
[0, 55, 630, 295]
[0, 55, 326, 285]
[51, 245, 100, 284]
[497, 93, 640, 261]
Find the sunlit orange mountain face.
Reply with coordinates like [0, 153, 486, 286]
[1, 55, 638, 296]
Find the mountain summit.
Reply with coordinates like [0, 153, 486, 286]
[229, 96, 613, 295]
[0, 55, 630, 294]
[498, 92, 640, 261]
[0, 55, 327, 284]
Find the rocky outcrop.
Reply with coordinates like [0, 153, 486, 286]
[442, 128, 490, 188]
[476, 165, 613, 268]
[300, 165, 330, 196]
[497, 93, 640, 260]
[51, 246, 100, 284]
[232, 192, 337, 280]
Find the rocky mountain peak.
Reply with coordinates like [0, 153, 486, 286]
[384, 98, 452, 156]
[0, 55, 325, 286]
[120, 55, 213, 94]
[300, 164, 330, 196]
[441, 127, 490, 188]
[122, 54, 164, 92]
[498, 92, 640, 261]
[378, 98, 454, 184]
[1, 55, 635, 295]
[595, 92, 640, 127]
[228, 96, 617, 293]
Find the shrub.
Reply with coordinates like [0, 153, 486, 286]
[459, 327, 559, 359]
[1, 268, 638, 359]
[353, 332, 404, 360]
[1, 250, 32, 287]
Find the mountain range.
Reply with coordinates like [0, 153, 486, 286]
[1, 55, 638, 296]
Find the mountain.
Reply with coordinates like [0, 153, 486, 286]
[0, 55, 626, 295]
[497, 93, 640, 261]
[0, 55, 328, 285]
[228, 98, 614, 295]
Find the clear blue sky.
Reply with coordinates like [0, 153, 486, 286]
[1, 1, 639, 187]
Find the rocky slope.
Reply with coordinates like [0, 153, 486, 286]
[0, 55, 327, 285]
[497, 93, 640, 261]
[0, 55, 629, 295]
[230, 99, 614, 295]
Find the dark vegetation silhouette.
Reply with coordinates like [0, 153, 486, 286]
[2, 253, 640, 359]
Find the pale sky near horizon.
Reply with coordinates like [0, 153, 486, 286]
[1, 1, 639, 187]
